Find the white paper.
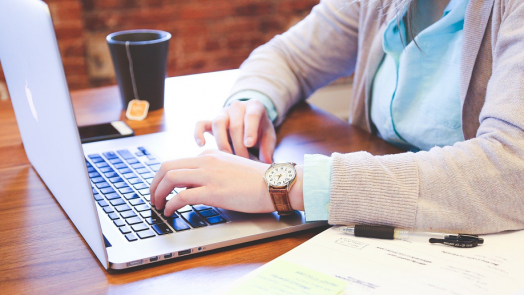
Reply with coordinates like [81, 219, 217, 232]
[225, 227, 524, 295]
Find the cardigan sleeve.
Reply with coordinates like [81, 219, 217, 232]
[228, 0, 360, 125]
[328, 0, 524, 234]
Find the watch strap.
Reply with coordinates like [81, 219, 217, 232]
[269, 187, 294, 216]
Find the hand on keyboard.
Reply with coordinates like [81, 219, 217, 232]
[150, 150, 304, 217]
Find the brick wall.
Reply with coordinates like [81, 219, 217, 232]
[0, 0, 319, 96]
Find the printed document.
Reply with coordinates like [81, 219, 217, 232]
[225, 227, 524, 294]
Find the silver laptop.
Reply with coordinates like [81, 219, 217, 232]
[0, 0, 326, 270]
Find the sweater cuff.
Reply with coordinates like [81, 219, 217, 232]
[224, 90, 278, 123]
[303, 154, 333, 222]
[328, 152, 419, 229]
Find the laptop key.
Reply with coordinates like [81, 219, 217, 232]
[95, 182, 110, 189]
[87, 167, 96, 173]
[152, 223, 173, 235]
[96, 162, 109, 168]
[177, 205, 193, 213]
[121, 210, 138, 219]
[181, 212, 207, 228]
[192, 204, 213, 211]
[88, 153, 101, 159]
[123, 192, 140, 200]
[114, 163, 128, 169]
[117, 149, 135, 159]
[129, 198, 145, 206]
[114, 182, 129, 189]
[93, 194, 103, 201]
[90, 177, 105, 183]
[167, 218, 190, 231]
[113, 219, 125, 227]
[110, 198, 125, 206]
[206, 215, 226, 225]
[150, 164, 161, 172]
[125, 233, 138, 242]
[133, 183, 148, 190]
[126, 158, 139, 164]
[109, 158, 123, 164]
[141, 172, 154, 179]
[120, 226, 132, 234]
[103, 206, 114, 214]
[135, 168, 150, 174]
[135, 204, 151, 212]
[100, 188, 116, 195]
[119, 187, 134, 194]
[129, 178, 143, 185]
[97, 200, 109, 207]
[145, 179, 153, 184]
[108, 213, 120, 220]
[131, 163, 145, 169]
[144, 216, 163, 225]
[88, 172, 100, 178]
[100, 167, 114, 173]
[126, 217, 142, 225]
[105, 192, 120, 200]
[109, 177, 123, 183]
[199, 209, 219, 217]
[135, 151, 145, 157]
[131, 223, 149, 232]
[91, 157, 105, 163]
[140, 210, 152, 218]
[137, 230, 156, 239]
[115, 204, 131, 212]
[145, 159, 161, 166]
[104, 172, 119, 178]
[138, 188, 150, 196]
[123, 173, 137, 179]
[103, 151, 118, 159]
[118, 168, 132, 174]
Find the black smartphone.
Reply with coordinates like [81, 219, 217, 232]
[78, 121, 134, 143]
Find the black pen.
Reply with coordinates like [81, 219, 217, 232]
[337, 225, 484, 248]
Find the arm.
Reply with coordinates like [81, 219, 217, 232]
[194, 0, 361, 161]
[328, 0, 524, 234]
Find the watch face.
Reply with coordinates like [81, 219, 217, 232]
[265, 163, 296, 187]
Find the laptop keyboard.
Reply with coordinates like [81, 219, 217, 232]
[86, 146, 227, 242]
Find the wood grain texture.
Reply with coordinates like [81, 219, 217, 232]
[0, 76, 403, 294]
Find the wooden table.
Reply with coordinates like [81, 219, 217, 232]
[0, 71, 403, 294]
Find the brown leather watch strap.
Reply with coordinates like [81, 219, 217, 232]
[269, 187, 294, 216]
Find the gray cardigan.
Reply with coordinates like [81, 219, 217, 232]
[229, 0, 524, 234]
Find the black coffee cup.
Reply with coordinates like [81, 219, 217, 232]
[107, 30, 171, 111]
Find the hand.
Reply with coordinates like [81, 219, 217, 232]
[149, 150, 304, 217]
[194, 99, 276, 164]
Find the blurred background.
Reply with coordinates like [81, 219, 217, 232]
[0, 0, 352, 119]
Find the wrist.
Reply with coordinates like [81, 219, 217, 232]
[289, 164, 304, 211]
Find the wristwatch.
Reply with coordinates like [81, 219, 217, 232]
[264, 162, 297, 216]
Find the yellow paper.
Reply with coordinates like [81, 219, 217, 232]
[227, 259, 347, 295]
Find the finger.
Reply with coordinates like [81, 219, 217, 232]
[194, 120, 212, 147]
[227, 106, 249, 158]
[258, 119, 276, 164]
[153, 169, 204, 210]
[243, 101, 265, 148]
[164, 187, 207, 217]
[150, 158, 203, 205]
[211, 111, 233, 154]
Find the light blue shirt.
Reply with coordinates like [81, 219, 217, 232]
[229, 0, 468, 222]
[371, 0, 467, 152]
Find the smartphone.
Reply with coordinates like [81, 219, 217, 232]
[78, 121, 134, 143]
